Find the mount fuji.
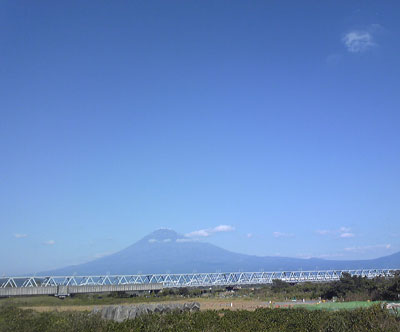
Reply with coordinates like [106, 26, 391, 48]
[40, 229, 400, 275]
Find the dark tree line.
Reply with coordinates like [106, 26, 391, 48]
[322, 272, 400, 301]
[270, 272, 400, 301]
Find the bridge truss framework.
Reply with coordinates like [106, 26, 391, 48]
[1, 269, 397, 290]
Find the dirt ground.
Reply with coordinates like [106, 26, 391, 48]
[23, 299, 315, 313]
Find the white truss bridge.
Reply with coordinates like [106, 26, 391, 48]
[1, 269, 397, 289]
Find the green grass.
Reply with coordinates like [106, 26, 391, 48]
[1, 304, 400, 332]
[304, 301, 382, 311]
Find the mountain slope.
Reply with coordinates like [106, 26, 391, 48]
[41, 229, 400, 275]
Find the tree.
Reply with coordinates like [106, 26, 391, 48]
[271, 279, 289, 293]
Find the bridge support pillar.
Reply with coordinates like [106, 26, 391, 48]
[56, 286, 69, 298]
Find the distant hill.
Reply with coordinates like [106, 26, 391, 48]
[41, 229, 400, 275]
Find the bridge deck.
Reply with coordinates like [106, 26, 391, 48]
[1, 269, 397, 297]
[0, 283, 163, 297]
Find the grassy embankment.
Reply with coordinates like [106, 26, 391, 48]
[1, 303, 400, 332]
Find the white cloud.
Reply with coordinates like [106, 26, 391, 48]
[342, 30, 375, 53]
[186, 229, 210, 237]
[295, 242, 392, 260]
[316, 226, 355, 238]
[185, 225, 235, 238]
[273, 231, 294, 238]
[314, 253, 345, 259]
[148, 238, 173, 243]
[246, 233, 253, 238]
[340, 232, 355, 238]
[295, 253, 312, 259]
[296, 252, 346, 259]
[213, 225, 234, 232]
[344, 244, 391, 253]
[44, 240, 55, 245]
[94, 252, 113, 259]
[176, 238, 195, 243]
[14, 233, 28, 238]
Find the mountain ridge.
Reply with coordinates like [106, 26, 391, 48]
[40, 229, 400, 275]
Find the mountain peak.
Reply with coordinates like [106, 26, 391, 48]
[39, 228, 400, 275]
[144, 228, 182, 242]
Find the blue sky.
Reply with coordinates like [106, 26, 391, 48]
[1, 1, 399, 275]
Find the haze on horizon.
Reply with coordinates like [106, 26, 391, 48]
[1, 1, 399, 275]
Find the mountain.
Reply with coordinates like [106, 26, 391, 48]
[41, 229, 400, 275]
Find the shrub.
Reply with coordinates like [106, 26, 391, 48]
[1, 303, 400, 332]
